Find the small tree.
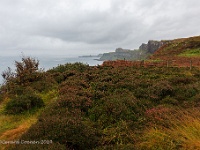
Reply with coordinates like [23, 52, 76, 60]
[1, 56, 42, 94]
[2, 67, 14, 81]
[2, 56, 40, 84]
[1, 67, 15, 93]
[15, 56, 39, 84]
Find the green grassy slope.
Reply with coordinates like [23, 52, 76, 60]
[150, 36, 200, 60]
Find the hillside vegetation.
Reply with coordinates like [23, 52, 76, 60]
[103, 36, 200, 68]
[0, 36, 200, 150]
[150, 36, 200, 60]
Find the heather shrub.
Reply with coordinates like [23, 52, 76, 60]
[9, 142, 66, 150]
[160, 96, 179, 105]
[48, 62, 89, 73]
[148, 80, 174, 102]
[13, 57, 41, 85]
[29, 73, 57, 92]
[88, 90, 140, 127]
[169, 76, 197, 85]
[95, 144, 136, 150]
[0, 93, 4, 103]
[58, 79, 92, 112]
[174, 85, 198, 101]
[4, 63, 200, 150]
[0, 85, 6, 103]
[15, 100, 99, 150]
[1, 56, 52, 95]
[98, 121, 136, 148]
[7, 85, 28, 96]
[134, 87, 149, 99]
[50, 71, 77, 83]
[192, 94, 200, 103]
[5, 93, 44, 114]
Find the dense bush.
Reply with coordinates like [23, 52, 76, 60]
[5, 93, 44, 114]
[5, 63, 200, 150]
[1, 56, 55, 96]
[148, 80, 174, 102]
[8, 142, 66, 150]
[0, 93, 4, 103]
[174, 84, 199, 101]
[160, 96, 179, 105]
[48, 62, 89, 73]
[12, 100, 99, 150]
[88, 90, 140, 126]
[169, 76, 197, 85]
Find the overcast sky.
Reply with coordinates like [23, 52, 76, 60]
[0, 0, 200, 56]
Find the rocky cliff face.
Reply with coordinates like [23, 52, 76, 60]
[139, 40, 166, 54]
[115, 48, 131, 53]
[99, 48, 138, 61]
[99, 40, 167, 61]
[139, 43, 148, 51]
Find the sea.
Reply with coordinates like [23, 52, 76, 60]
[0, 55, 103, 84]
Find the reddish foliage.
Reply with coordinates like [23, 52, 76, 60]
[102, 60, 141, 67]
[145, 107, 170, 121]
[102, 59, 200, 68]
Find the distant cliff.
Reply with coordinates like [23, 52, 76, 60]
[139, 40, 166, 53]
[99, 40, 166, 61]
[99, 48, 141, 61]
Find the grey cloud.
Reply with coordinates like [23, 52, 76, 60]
[0, 0, 200, 56]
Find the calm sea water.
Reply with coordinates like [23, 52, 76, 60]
[0, 55, 103, 84]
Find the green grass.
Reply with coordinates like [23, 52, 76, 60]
[0, 90, 58, 150]
[39, 89, 58, 105]
[0, 98, 42, 137]
[0, 89, 58, 135]
[147, 59, 163, 62]
[178, 48, 200, 57]
[138, 107, 200, 150]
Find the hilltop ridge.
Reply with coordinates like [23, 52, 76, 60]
[99, 40, 165, 61]
[99, 36, 200, 62]
[150, 36, 200, 60]
[102, 36, 200, 68]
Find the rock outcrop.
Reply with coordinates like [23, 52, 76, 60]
[139, 40, 166, 54]
[99, 48, 138, 61]
[99, 40, 167, 61]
